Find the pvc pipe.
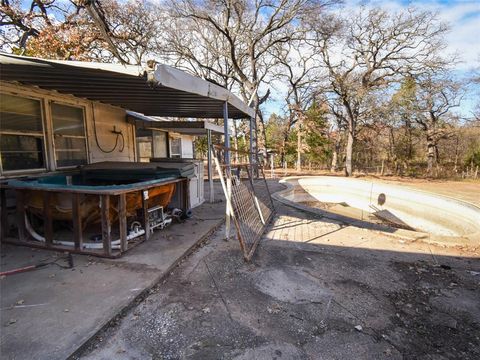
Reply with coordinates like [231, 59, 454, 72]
[24, 215, 145, 250]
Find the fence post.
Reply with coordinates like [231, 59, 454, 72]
[223, 102, 232, 240]
[207, 129, 214, 203]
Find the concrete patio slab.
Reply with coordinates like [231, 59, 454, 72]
[0, 182, 227, 360]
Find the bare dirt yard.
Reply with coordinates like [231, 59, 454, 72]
[74, 179, 480, 360]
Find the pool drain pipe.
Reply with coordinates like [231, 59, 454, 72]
[24, 215, 145, 250]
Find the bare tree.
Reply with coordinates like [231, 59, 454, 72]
[165, 0, 330, 150]
[326, 99, 347, 172]
[308, 7, 449, 176]
[271, 40, 320, 169]
[412, 72, 464, 174]
[1, 0, 81, 53]
[1, 0, 161, 64]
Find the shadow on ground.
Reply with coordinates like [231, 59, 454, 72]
[74, 200, 480, 360]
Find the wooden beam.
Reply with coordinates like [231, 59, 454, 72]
[101, 195, 111, 256]
[72, 193, 83, 250]
[119, 193, 127, 252]
[43, 192, 53, 247]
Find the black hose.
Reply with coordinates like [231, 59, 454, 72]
[92, 104, 121, 153]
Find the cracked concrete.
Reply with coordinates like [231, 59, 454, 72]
[76, 197, 480, 360]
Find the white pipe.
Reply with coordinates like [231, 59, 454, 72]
[24, 215, 145, 250]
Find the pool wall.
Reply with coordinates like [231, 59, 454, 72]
[273, 176, 480, 244]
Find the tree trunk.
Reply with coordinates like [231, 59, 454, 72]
[330, 138, 340, 172]
[345, 129, 354, 177]
[296, 125, 301, 172]
[426, 137, 436, 175]
[281, 137, 286, 166]
[453, 136, 459, 173]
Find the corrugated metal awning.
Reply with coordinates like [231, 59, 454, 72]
[127, 111, 224, 135]
[0, 53, 254, 119]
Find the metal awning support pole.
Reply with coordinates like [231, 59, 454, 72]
[223, 102, 230, 167]
[223, 101, 232, 240]
[249, 117, 254, 163]
[249, 116, 255, 178]
[207, 129, 214, 203]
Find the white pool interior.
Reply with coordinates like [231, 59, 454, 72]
[276, 176, 480, 240]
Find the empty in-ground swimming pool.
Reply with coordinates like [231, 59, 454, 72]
[274, 176, 480, 243]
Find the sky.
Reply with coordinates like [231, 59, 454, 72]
[264, 0, 480, 119]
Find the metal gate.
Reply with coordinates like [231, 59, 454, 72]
[212, 145, 274, 261]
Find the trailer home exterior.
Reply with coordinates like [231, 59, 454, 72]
[0, 80, 203, 176]
[0, 53, 254, 257]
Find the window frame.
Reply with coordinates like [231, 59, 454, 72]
[152, 129, 168, 159]
[135, 128, 169, 162]
[0, 92, 48, 175]
[169, 135, 182, 158]
[50, 101, 89, 170]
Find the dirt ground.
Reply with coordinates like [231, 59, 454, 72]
[74, 196, 480, 360]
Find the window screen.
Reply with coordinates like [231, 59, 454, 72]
[153, 131, 167, 158]
[0, 93, 46, 172]
[170, 137, 182, 158]
[136, 129, 168, 161]
[136, 128, 153, 162]
[51, 103, 87, 167]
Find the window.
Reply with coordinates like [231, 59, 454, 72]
[170, 137, 182, 158]
[152, 131, 167, 158]
[136, 128, 168, 161]
[0, 93, 46, 172]
[51, 103, 87, 167]
[136, 128, 153, 162]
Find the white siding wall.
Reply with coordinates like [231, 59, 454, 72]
[87, 103, 135, 163]
[0, 81, 136, 175]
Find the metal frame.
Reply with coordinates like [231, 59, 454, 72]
[50, 101, 89, 170]
[212, 144, 274, 261]
[0, 90, 92, 176]
[0, 92, 48, 175]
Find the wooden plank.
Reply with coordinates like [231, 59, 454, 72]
[15, 190, 26, 241]
[43, 192, 53, 247]
[119, 193, 127, 252]
[183, 179, 190, 210]
[0, 188, 7, 241]
[72, 193, 83, 250]
[101, 195, 112, 256]
[142, 190, 150, 241]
